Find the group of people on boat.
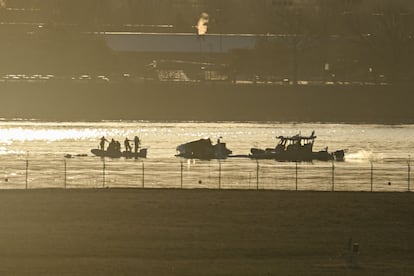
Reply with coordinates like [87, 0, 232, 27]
[93, 131, 344, 161]
[100, 136, 141, 153]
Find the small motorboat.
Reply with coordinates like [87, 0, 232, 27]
[91, 148, 147, 158]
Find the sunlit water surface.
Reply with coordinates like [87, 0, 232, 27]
[0, 121, 413, 191]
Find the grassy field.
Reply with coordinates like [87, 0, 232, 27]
[0, 189, 413, 275]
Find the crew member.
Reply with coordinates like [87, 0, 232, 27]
[134, 136, 141, 153]
[124, 138, 132, 152]
[100, 136, 108, 150]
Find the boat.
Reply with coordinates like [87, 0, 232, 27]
[176, 138, 232, 159]
[91, 148, 147, 158]
[250, 131, 345, 161]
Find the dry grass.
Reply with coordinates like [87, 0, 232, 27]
[0, 189, 413, 275]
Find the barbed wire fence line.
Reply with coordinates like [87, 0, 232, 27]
[0, 157, 412, 192]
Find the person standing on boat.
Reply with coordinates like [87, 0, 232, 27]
[115, 140, 121, 152]
[134, 136, 141, 153]
[124, 138, 132, 152]
[100, 136, 108, 150]
[107, 139, 116, 152]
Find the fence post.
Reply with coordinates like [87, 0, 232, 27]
[142, 162, 145, 188]
[25, 158, 29, 190]
[180, 161, 183, 189]
[64, 159, 67, 189]
[218, 160, 222, 190]
[295, 162, 298, 191]
[408, 155, 411, 192]
[370, 162, 374, 192]
[256, 160, 259, 190]
[331, 160, 335, 192]
[102, 158, 106, 188]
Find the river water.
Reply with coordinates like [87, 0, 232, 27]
[0, 121, 413, 191]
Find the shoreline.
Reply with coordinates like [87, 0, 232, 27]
[2, 117, 414, 125]
[1, 187, 413, 193]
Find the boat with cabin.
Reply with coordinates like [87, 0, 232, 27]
[250, 131, 345, 161]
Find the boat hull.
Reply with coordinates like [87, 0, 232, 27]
[250, 148, 344, 162]
[176, 139, 232, 160]
[91, 148, 147, 158]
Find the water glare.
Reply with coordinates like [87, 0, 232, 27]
[0, 121, 413, 191]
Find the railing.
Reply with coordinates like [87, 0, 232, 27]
[0, 157, 411, 192]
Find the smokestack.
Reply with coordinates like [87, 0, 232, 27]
[196, 12, 209, 35]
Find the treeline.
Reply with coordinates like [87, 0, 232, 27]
[0, 0, 413, 82]
[0, 0, 413, 34]
[229, 0, 414, 83]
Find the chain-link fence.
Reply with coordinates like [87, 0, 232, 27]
[0, 157, 411, 192]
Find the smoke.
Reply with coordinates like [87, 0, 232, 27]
[196, 12, 209, 35]
[0, 0, 6, 8]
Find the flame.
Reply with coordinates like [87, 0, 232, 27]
[196, 12, 209, 35]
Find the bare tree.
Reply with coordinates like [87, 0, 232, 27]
[346, 0, 414, 82]
[267, 5, 316, 85]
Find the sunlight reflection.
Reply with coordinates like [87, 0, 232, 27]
[0, 146, 24, 155]
[0, 128, 103, 143]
